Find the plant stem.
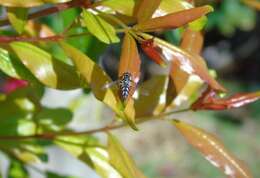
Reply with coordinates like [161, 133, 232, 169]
[0, 108, 191, 141]
[0, 0, 91, 27]
[0, 32, 92, 43]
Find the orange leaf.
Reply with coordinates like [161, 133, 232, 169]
[173, 120, 253, 178]
[138, 33, 226, 92]
[134, 5, 213, 32]
[133, 0, 162, 23]
[242, 0, 260, 10]
[118, 32, 141, 101]
[192, 88, 260, 110]
[140, 39, 167, 67]
[171, 29, 204, 93]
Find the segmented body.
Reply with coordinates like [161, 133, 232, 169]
[118, 72, 133, 101]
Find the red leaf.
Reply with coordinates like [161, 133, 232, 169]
[1, 78, 28, 94]
[192, 88, 260, 110]
[140, 39, 167, 67]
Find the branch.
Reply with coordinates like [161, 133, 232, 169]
[0, 109, 191, 141]
[0, 35, 63, 43]
[0, 0, 91, 27]
[0, 32, 92, 43]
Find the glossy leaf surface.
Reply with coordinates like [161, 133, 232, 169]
[140, 39, 167, 67]
[7, 7, 28, 34]
[139, 33, 226, 92]
[108, 134, 147, 178]
[56, 135, 121, 178]
[81, 10, 120, 44]
[134, 5, 213, 31]
[173, 120, 253, 178]
[96, 0, 135, 16]
[192, 88, 260, 110]
[0, 48, 20, 78]
[171, 29, 204, 93]
[10, 42, 81, 89]
[158, 0, 192, 14]
[60, 42, 119, 112]
[118, 33, 141, 99]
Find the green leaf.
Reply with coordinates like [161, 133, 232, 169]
[107, 134, 147, 178]
[10, 42, 82, 90]
[81, 9, 120, 44]
[47, 172, 77, 178]
[7, 7, 28, 34]
[8, 159, 29, 178]
[0, 0, 72, 7]
[0, 47, 20, 78]
[0, 98, 34, 136]
[36, 107, 73, 131]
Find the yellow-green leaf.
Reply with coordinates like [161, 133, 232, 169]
[60, 42, 120, 112]
[10, 42, 81, 89]
[173, 120, 253, 178]
[108, 134, 147, 178]
[0, 48, 20, 78]
[55, 135, 122, 178]
[81, 9, 120, 44]
[134, 0, 162, 23]
[159, 0, 193, 14]
[96, 0, 135, 16]
[7, 7, 28, 34]
[0, 0, 72, 7]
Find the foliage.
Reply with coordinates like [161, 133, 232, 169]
[0, 0, 259, 178]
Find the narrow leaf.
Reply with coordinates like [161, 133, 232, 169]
[134, 0, 162, 22]
[8, 159, 29, 178]
[158, 0, 193, 14]
[55, 135, 121, 178]
[10, 42, 81, 89]
[7, 7, 28, 34]
[134, 5, 213, 32]
[81, 10, 119, 44]
[95, 0, 135, 16]
[108, 134, 147, 178]
[171, 29, 204, 93]
[192, 88, 260, 110]
[60, 42, 120, 113]
[140, 39, 167, 67]
[0, 48, 20, 78]
[138, 33, 226, 92]
[118, 33, 141, 100]
[173, 120, 253, 178]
